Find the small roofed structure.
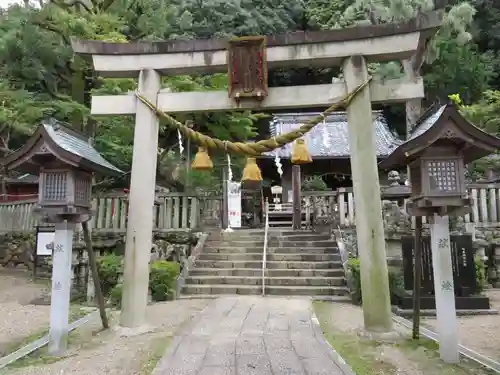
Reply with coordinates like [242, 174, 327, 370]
[3, 173, 39, 201]
[1, 118, 122, 221]
[379, 103, 500, 216]
[259, 111, 402, 195]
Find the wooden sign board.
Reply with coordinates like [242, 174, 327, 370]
[227, 36, 268, 100]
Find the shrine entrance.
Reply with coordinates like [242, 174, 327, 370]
[72, 11, 441, 332]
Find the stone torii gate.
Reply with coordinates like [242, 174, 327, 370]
[72, 12, 441, 333]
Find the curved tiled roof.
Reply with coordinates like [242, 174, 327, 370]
[265, 111, 402, 159]
[42, 119, 122, 174]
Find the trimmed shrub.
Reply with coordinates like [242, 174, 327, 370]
[149, 261, 181, 302]
[96, 253, 124, 296]
[109, 284, 123, 308]
[475, 255, 486, 293]
[347, 257, 404, 305]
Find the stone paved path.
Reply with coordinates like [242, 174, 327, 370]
[153, 296, 351, 375]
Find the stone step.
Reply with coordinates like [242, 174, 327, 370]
[204, 240, 337, 248]
[189, 268, 345, 277]
[267, 285, 349, 296]
[202, 246, 338, 254]
[185, 276, 345, 286]
[179, 294, 352, 302]
[193, 260, 343, 269]
[181, 284, 349, 296]
[207, 240, 337, 248]
[182, 284, 261, 295]
[197, 253, 341, 262]
[208, 230, 320, 240]
[268, 221, 293, 227]
[275, 240, 336, 247]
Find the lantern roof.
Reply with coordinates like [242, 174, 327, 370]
[379, 103, 500, 170]
[1, 118, 122, 176]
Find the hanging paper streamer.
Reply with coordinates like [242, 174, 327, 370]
[227, 153, 233, 181]
[177, 130, 184, 156]
[274, 151, 283, 176]
[271, 119, 283, 176]
[321, 113, 330, 151]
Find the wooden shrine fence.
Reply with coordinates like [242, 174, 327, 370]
[0, 192, 222, 233]
[2, 183, 500, 232]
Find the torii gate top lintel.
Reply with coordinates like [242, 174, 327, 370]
[71, 10, 442, 79]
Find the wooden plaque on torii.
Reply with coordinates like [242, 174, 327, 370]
[227, 36, 268, 101]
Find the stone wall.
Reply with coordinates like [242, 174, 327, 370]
[0, 229, 202, 297]
[340, 200, 493, 273]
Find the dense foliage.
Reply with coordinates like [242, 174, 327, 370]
[1, 0, 500, 187]
[96, 253, 180, 305]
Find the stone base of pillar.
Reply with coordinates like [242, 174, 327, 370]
[114, 324, 155, 337]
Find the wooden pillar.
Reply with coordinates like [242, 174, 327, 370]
[121, 69, 161, 328]
[185, 120, 193, 192]
[403, 62, 424, 339]
[222, 166, 229, 229]
[343, 56, 392, 333]
[292, 165, 301, 230]
[281, 167, 293, 203]
[412, 216, 423, 339]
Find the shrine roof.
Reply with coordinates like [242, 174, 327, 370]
[379, 103, 500, 170]
[264, 111, 402, 159]
[2, 119, 122, 176]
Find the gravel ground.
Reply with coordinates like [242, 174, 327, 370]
[0, 269, 51, 355]
[422, 288, 500, 360]
[3, 299, 209, 375]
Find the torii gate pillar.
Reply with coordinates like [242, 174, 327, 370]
[121, 70, 161, 328]
[343, 56, 393, 332]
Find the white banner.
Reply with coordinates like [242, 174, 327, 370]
[228, 181, 242, 228]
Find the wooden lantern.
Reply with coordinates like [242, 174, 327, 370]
[1, 119, 122, 223]
[38, 166, 93, 217]
[379, 103, 500, 217]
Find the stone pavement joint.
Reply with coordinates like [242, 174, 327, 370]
[153, 296, 352, 375]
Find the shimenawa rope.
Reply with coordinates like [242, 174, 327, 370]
[135, 77, 372, 157]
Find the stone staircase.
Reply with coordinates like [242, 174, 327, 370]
[181, 229, 349, 300]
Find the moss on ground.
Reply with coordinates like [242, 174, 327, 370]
[313, 301, 496, 375]
[139, 335, 173, 374]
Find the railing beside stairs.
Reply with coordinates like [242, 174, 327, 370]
[262, 199, 270, 297]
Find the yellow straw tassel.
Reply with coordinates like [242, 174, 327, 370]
[241, 157, 262, 182]
[191, 147, 213, 171]
[291, 138, 312, 164]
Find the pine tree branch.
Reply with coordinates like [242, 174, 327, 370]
[99, 0, 116, 12]
[31, 19, 71, 45]
[50, 0, 94, 14]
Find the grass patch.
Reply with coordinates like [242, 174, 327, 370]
[395, 338, 497, 375]
[3, 304, 96, 369]
[313, 301, 496, 375]
[313, 301, 396, 375]
[140, 335, 173, 374]
[399, 337, 439, 351]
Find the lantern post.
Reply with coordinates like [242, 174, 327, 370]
[1, 119, 121, 355]
[380, 103, 500, 363]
